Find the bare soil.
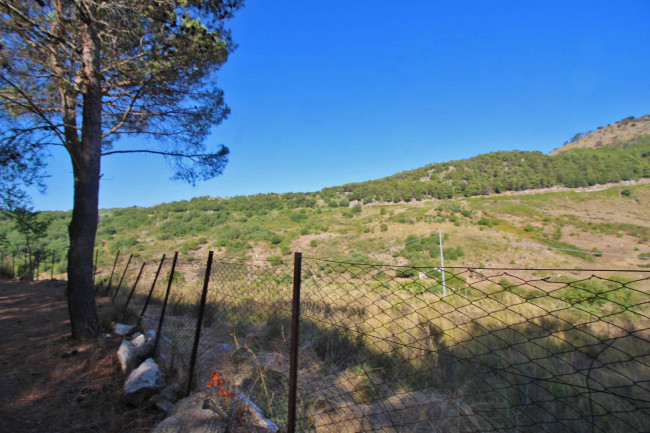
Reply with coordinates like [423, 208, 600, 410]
[0, 279, 164, 433]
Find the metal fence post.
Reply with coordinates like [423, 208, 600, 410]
[105, 250, 120, 296]
[153, 252, 178, 357]
[186, 250, 214, 397]
[51, 250, 56, 280]
[287, 252, 302, 433]
[34, 250, 40, 280]
[137, 254, 166, 329]
[123, 262, 146, 313]
[112, 253, 133, 302]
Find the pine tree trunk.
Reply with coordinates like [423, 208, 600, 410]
[66, 17, 102, 341]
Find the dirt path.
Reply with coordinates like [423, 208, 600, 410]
[0, 279, 164, 433]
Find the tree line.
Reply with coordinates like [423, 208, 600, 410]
[322, 137, 650, 203]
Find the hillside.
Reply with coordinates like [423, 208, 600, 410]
[2, 180, 648, 278]
[322, 135, 650, 203]
[1, 130, 649, 274]
[551, 114, 650, 155]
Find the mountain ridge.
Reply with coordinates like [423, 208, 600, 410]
[551, 114, 650, 155]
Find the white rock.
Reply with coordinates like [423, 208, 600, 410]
[123, 358, 166, 406]
[151, 408, 226, 433]
[235, 392, 280, 432]
[113, 323, 134, 336]
[117, 340, 137, 373]
[131, 332, 155, 358]
[168, 392, 209, 417]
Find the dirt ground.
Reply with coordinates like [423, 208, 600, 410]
[0, 279, 164, 433]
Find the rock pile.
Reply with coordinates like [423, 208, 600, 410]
[112, 322, 280, 433]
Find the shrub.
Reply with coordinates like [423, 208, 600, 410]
[396, 267, 416, 278]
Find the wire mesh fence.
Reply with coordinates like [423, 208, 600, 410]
[0, 248, 66, 280]
[296, 259, 650, 433]
[94, 250, 650, 432]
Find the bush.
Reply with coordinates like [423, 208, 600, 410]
[478, 217, 492, 226]
[396, 267, 416, 278]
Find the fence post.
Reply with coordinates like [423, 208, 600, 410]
[34, 250, 40, 280]
[12, 251, 15, 279]
[439, 228, 447, 296]
[137, 254, 166, 329]
[153, 252, 178, 357]
[51, 250, 56, 280]
[186, 251, 214, 397]
[123, 262, 146, 313]
[287, 252, 302, 433]
[105, 250, 120, 296]
[112, 253, 133, 302]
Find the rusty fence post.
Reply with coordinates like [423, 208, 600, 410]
[287, 252, 303, 433]
[112, 253, 133, 302]
[105, 250, 120, 296]
[33, 251, 37, 280]
[51, 250, 56, 280]
[137, 254, 166, 329]
[153, 252, 178, 357]
[123, 261, 146, 314]
[186, 250, 214, 397]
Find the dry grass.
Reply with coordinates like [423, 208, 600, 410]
[110, 255, 650, 432]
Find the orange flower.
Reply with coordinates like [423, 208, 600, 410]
[218, 387, 235, 398]
[206, 370, 224, 388]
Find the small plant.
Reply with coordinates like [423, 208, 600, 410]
[206, 370, 235, 401]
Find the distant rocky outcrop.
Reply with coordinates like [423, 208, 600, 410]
[551, 114, 650, 155]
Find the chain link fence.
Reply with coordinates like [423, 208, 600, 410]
[96, 251, 650, 432]
[296, 259, 650, 433]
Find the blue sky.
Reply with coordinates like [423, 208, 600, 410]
[30, 0, 650, 211]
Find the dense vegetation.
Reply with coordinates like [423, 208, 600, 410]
[1, 137, 648, 275]
[322, 136, 650, 202]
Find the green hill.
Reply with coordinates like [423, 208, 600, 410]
[1, 135, 649, 275]
[322, 135, 650, 203]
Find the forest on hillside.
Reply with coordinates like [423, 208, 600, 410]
[1, 136, 648, 276]
[321, 136, 650, 203]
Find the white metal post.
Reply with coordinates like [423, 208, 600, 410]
[439, 229, 446, 296]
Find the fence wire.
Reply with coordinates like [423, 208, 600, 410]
[196, 260, 294, 426]
[297, 259, 650, 433]
[97, 251, 650, 433]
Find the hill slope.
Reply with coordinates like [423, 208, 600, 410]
[551, 115, 650, 155]
[322, 135, 650, 203]
[1, 122, 649, 274]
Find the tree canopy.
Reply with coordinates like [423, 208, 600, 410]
[0, 0, 242, 339]
[0, 0, 239, 184]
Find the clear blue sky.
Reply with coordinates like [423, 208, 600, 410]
[30, 0, 650, 211]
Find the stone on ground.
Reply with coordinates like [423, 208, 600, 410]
[113, 323, 134, 336]
[150, 408, 226, 433]
[123, 358, 166, 406]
